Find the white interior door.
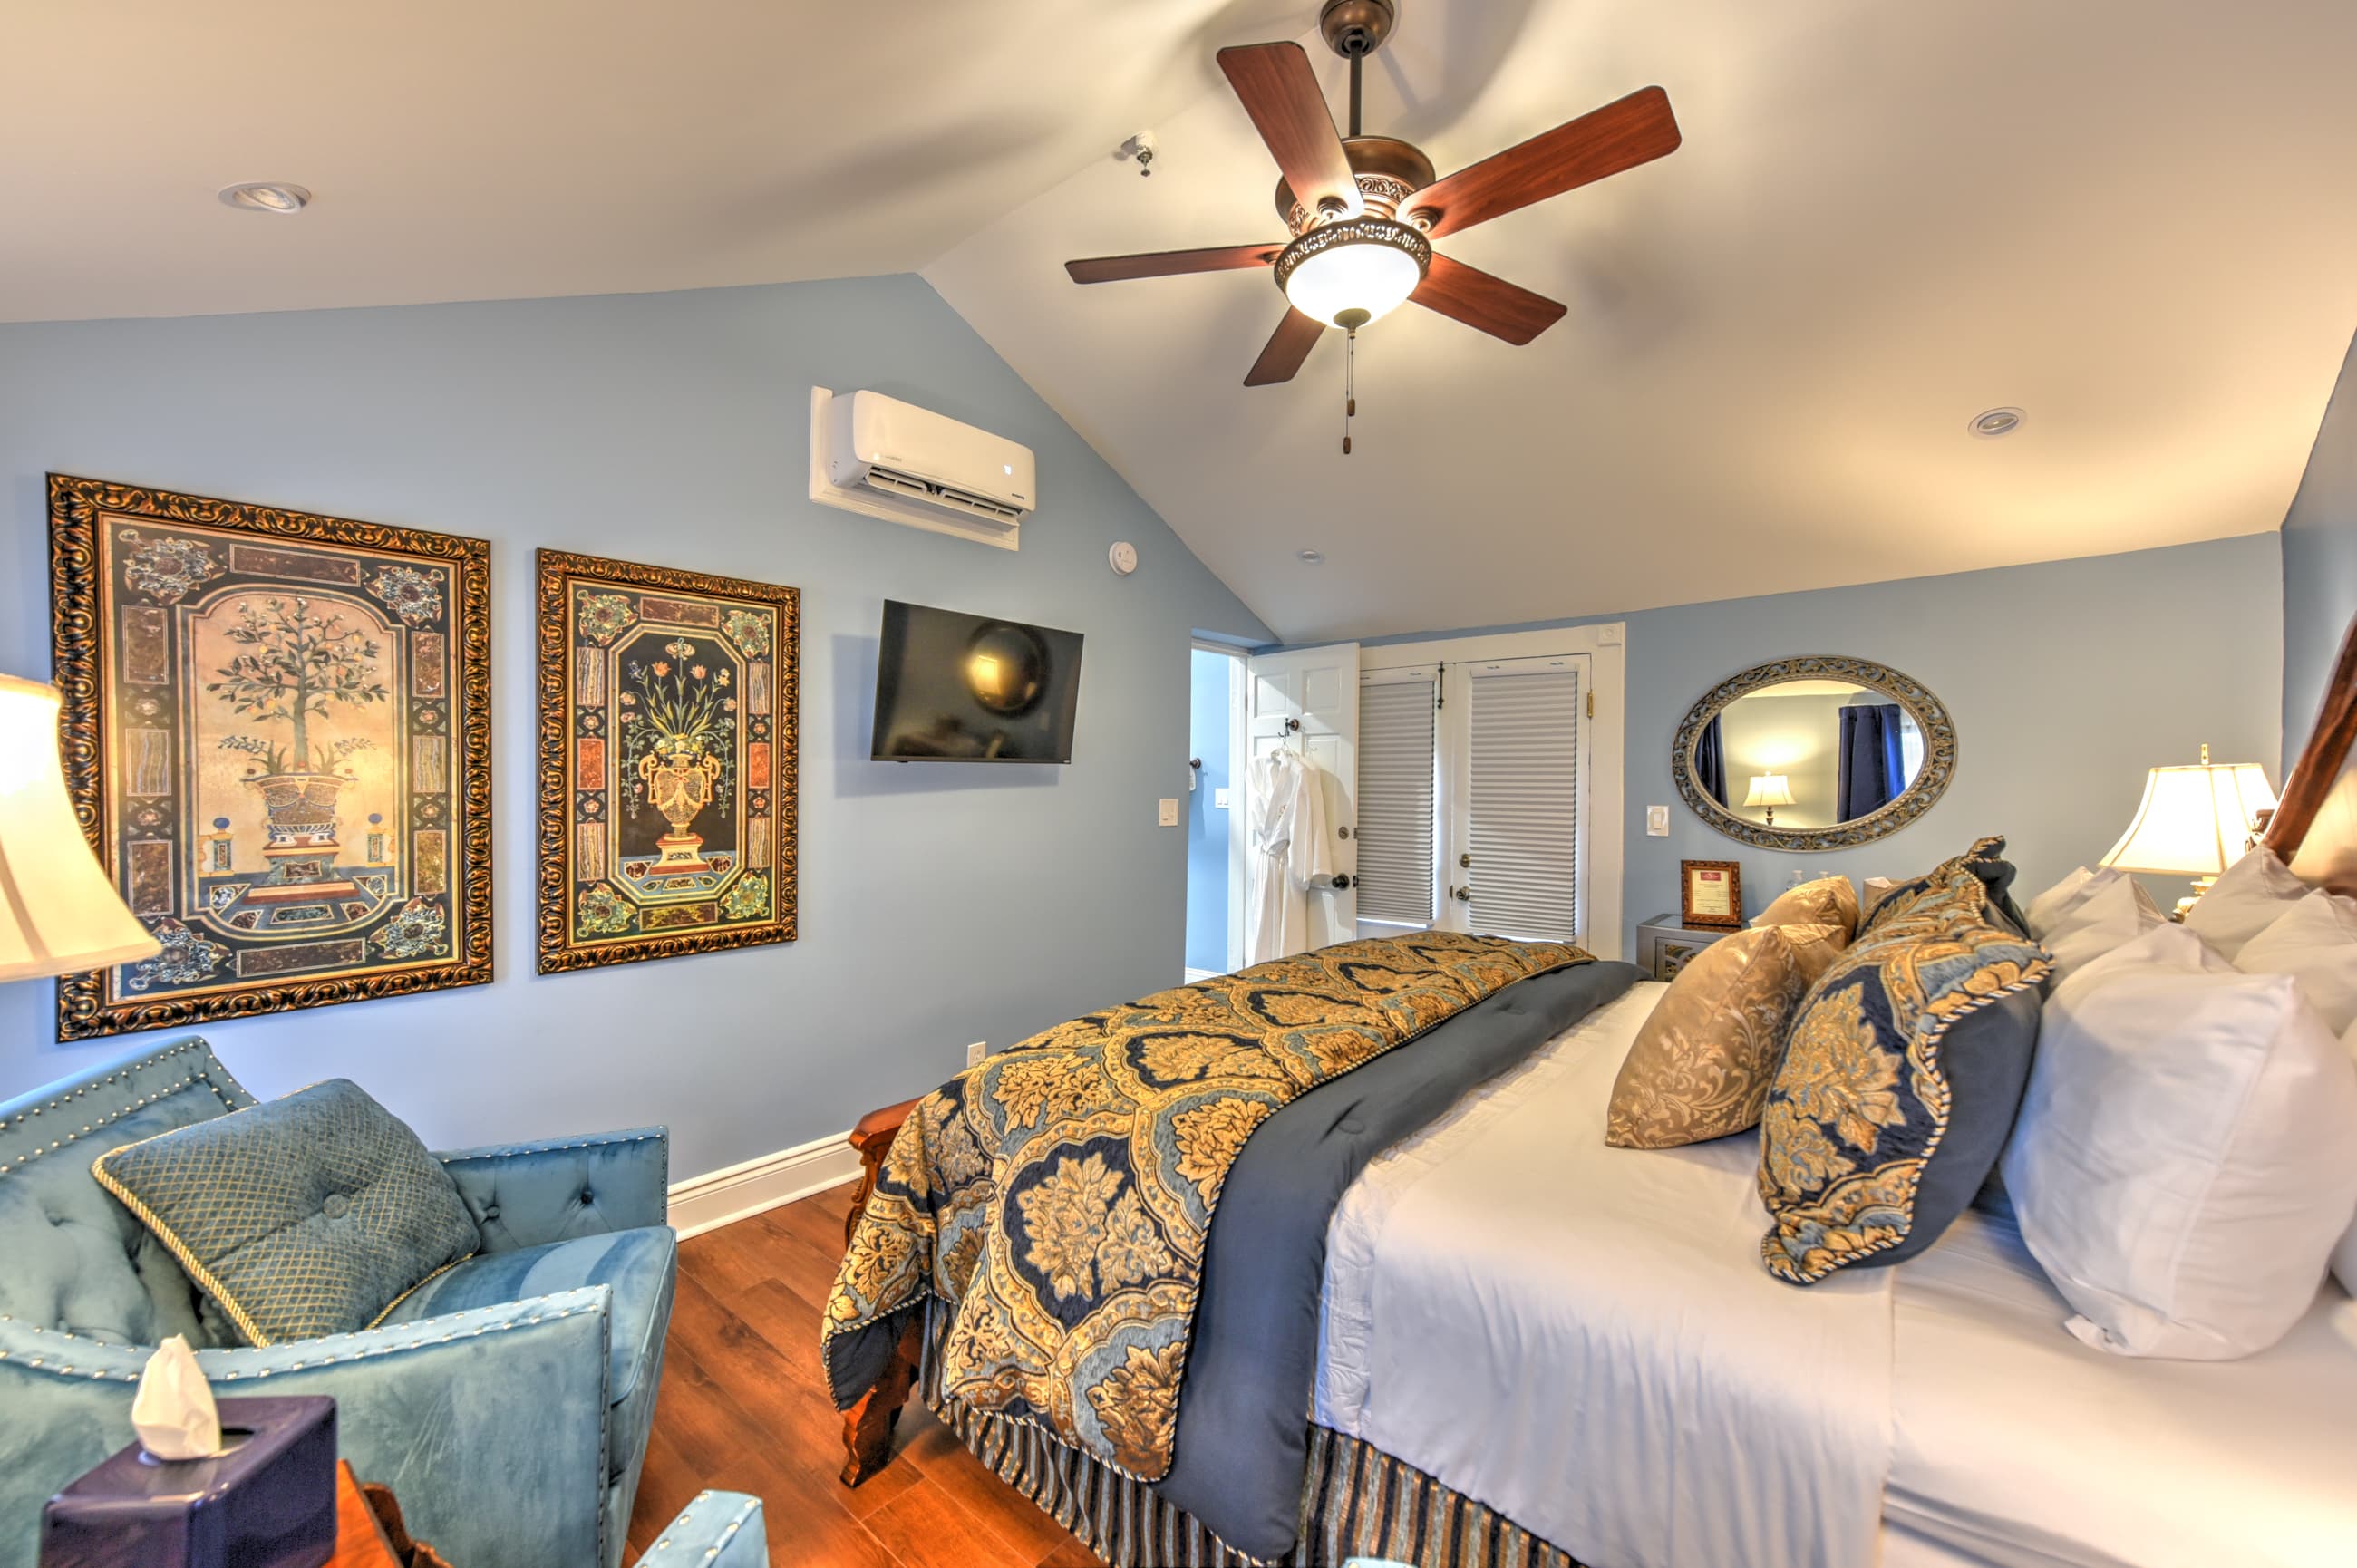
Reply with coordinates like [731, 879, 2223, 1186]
[1246, 644, 1359, 948]
[1353, 661, 1441, 934]
[1444, 653, 1590, 943]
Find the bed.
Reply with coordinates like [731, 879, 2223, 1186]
[825, 616, 2357, 1567]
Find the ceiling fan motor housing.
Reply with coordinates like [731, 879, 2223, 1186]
[1319, 0, 1396, 57]
[1275, 136, 1437, 231]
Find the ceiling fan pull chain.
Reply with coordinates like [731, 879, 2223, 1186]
[1343, 327, 1356, 455]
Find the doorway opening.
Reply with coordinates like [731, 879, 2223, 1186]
[1185, 643, 1247, 982]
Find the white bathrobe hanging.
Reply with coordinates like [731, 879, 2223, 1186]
[1245, 747, 1333, 964]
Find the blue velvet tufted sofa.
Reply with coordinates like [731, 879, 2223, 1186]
[0, 1038, 682, 1568]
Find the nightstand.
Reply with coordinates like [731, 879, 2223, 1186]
[1636, 914, 1739, 982]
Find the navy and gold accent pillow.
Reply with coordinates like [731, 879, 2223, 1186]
[92, 1079, 479, 1345]
[1858, 835, 2033, 941]
[1758, 849, 2050, 1284]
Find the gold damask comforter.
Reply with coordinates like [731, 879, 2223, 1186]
[821, 929, 1589, 1481]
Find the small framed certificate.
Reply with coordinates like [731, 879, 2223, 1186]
[1681, 859, 1743, 928]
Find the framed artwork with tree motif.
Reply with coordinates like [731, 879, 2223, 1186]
[536, 548, 798, 973]
[46, 475, 493, 1040]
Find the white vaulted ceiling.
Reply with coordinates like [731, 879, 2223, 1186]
[7, 3, 2357, 642]
[0, 0, 1306, 320]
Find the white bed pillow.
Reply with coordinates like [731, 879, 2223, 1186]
[2232, 887, 2357, 1036]
[2002, 923, 2357, 1360]
[2022, 866, 2165, 979]
[2023, 866, 2096, 936]
[2185, 845, 2311, 960]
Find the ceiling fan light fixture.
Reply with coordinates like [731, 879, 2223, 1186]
[1274, 216, 1430, 329]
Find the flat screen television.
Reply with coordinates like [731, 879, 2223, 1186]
[871, 600, 1084, 763]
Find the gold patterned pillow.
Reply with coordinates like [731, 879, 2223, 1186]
[1606, 924, 1847, 1148]
[1751, 876, 1860, 941]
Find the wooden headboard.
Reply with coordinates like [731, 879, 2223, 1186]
[2265, 611, 2357, 896]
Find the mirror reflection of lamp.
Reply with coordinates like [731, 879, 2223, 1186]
[2100, 743, 2276, 920]
[0, 673, 161, 982]
[1743, 772, 1797, 827]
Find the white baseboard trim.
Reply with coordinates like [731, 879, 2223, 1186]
[666, 1128, 859, 1240]
[1183, 967, 1222, 984]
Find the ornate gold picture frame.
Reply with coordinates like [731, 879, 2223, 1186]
[1680, 858, 1743, 928]
[536, 549, 799, 973]
[47, 475, 493, 1040]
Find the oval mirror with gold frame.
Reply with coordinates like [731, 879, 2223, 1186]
[1672, 655, 1955, 852]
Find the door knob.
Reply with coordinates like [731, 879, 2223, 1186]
[1451, 886, 1472, 903]
[1459, 853, 1472, 868]
[1331, 873, 1353, 889]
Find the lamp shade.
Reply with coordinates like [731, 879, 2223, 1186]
[2099, 757, 2277, 877]
[1743, 773, 1797, 808]
[0, 673, 160, 982]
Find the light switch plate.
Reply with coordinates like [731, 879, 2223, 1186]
[1646, 805, 1670, 837]
[965, 1040, 988, 1069]
[1212, 787, 1231, 809]
[1159, 798, 1180, 827]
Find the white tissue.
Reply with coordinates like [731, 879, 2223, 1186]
[132, 1334, 222, 1460]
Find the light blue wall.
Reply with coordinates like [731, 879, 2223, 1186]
[1185, 649, 1233, 972]
[0, 276, 1269, 1178]
[1325, 534, 2284, 953]
[2282, 329, 2357, 776]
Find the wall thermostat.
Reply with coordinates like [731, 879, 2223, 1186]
[1109, 541, 1139, 576]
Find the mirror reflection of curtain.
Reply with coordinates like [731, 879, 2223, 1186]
[1837, 703, 1906, 820]
[1694, 716, 1729, 807]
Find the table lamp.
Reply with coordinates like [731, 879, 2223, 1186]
[1743, 772, 1796, 827]
[2099, 743, 2277, 919]
[0, 673, 160, 982]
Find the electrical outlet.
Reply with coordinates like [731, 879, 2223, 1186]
[1212, 787, 1231, 809]
[1159, 798, 1179, 827]
[965, 1040, 987, 1069]
[1646, 805, 1669, 837]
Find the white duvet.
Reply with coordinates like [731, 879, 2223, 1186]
[1312, 979, 2357, 1568]
[1315, 982, 1896, 1568]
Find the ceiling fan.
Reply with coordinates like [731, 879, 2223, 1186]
[1064, 0, 1682, 402]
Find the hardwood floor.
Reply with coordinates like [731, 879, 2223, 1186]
[625, 1186, 1103, 1568]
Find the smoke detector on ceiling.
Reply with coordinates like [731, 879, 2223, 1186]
[1969, 407, 2024, 439]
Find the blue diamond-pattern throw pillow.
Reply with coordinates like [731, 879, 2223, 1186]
[1758, 838, 2050, 1284]
[92, 1079, 479, 1345]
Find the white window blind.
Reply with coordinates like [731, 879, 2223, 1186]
[1355, 676, 1437, 925]
[1467, 665, 1581, 942]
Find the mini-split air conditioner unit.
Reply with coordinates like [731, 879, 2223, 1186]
[809, 387, 1036, 549]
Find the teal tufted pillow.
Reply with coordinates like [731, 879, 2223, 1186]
[1758, 847, 2051, 1284]
[91, 1079, 479, 1345]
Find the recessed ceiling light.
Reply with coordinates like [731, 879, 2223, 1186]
[1297, 548, 1324, 564]
[1969, 406, 2024, 439]
[218, 182, 312, 215]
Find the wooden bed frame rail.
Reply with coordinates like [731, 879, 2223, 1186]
[830, 615, 2357, 1489]
[837, 1097, 922, 1486]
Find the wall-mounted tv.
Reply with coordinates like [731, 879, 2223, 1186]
[871, 600, 1084, 763]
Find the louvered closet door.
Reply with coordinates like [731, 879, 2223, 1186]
[1460, 657, 1585, 943]
[1353, 667, 1439, 930]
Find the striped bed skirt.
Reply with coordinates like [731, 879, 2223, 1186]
[919, 1305, 1582, 1568]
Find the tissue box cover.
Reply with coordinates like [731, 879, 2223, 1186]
[40, 1396, 337, 1568]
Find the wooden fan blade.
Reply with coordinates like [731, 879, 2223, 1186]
[1217, 43, 1363, 219]
[1065, 244, 1285, 285]
[1245, 308, 1325, 386]
[1411, 254, 1566, 345]
[1410, 86, 1680, 240]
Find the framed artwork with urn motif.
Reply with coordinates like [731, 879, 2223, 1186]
[536, 549, 799, 973]
[46, 475, 493, 1040]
